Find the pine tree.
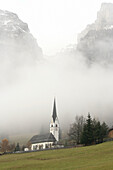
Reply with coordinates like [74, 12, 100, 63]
[15, 143, 20, 151]
[81, 115, 109, 145]
[100, 122, 109, 142]
[81, 113, 93, 145]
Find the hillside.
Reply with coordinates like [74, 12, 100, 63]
[0, 141, 113, 169]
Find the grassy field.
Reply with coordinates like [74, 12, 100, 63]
[0, 141, 113, 170]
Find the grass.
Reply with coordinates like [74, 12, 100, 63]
[0, 141, 113, 169]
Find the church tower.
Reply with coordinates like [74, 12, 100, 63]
[50, 98, 59, 141]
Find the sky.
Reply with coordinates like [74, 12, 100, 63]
[0, 0, 112, 55]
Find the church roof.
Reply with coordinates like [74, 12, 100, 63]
[52, 98, 57, 122]
[30, 133, 56, 144]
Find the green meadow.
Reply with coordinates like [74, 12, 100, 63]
[0, 141, 113, 170]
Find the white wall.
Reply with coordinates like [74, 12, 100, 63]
[31, 142, 54, 150]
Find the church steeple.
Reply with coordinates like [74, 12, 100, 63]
[50, 98, 59, 141]
[52, 98, 57, 122]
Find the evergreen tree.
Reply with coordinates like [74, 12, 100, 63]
[92, 120, 108, 144]
[80, 124, 88, 145]
[95, 121, 101, 143]
[15, 143, 20, 151]
[92, 118, 98, 143]
[81, 115, 109, 145]
[81, 113, 93, 145]
[100, 122, 109, 142]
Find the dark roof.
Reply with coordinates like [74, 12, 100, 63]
[30, 133, 56, 144]
[108, 128, 113, 132]
[52, 98, 57, 122]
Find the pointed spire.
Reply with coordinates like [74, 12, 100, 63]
[52, 98, 57, 122]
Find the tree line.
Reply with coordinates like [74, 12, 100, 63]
[0, 138, 24, 153]
[68, 113, 109, 146]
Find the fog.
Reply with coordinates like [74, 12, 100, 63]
[0, 3, 113, 137]
[0, 45, 113, 136]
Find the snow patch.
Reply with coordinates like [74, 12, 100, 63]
[104, 25, 113, 30]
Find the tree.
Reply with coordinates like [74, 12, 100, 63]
[81, 114, 109, 145]
[92, 118, 98, 143]
[8, 143, 15, 152]
[15, 143, 20, 151]
[92, 119, 101, 144]
[26, 141, 31, 150]
[92, 119, 109, 144]
[1, 138, 9, 152]
[81, 113, 94, 145]
[68, 115, 85, 145]
[22, 145, 25, 151]
[100, 122, 109, 142]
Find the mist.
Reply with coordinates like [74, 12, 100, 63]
[0, 46, 113, 136]
[1, 4, 113, 137]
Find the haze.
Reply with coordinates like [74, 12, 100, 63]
[0, 1, 113, 136]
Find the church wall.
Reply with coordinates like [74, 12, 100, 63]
[31, 142, 54, 150]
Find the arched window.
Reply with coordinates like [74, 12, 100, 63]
[56, 124, 57, 127]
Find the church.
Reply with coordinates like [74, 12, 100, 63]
[29, 99, 60, 150]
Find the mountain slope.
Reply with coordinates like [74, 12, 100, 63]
[77, 3, 113, 65]
[0, 10, 43, 66]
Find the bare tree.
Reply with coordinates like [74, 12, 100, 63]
[26, 141, 31, 150]
[1, 138, 9, 152]
[8, 143, 15, 152]
[68, 115, 85, 145]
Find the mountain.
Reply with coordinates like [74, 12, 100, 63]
[77, 3, 113, 65]
[0, 10, 43, 66]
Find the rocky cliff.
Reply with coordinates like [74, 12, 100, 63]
[0, 10, 42, 66]
[77, 3, 113, 65]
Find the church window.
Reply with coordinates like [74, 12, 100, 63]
[33, 145, 37, 150]
[45, 144, 49, 148]
[39, 144, 43, 150]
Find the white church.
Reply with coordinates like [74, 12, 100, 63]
[29, 99, 60, 150]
